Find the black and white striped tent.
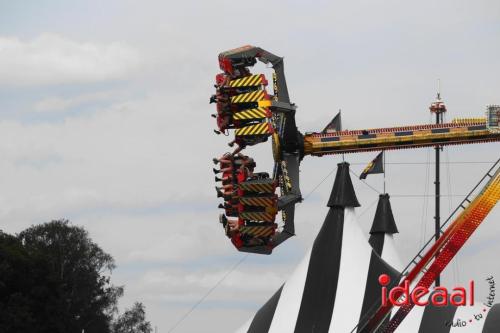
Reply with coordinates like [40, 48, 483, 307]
[236, 162, 500, 333]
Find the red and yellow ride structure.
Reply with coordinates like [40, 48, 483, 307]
[210, 45, 500, 332]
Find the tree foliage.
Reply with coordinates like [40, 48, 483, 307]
[113, 302, 152, 333]
[0, 220, 124, 333]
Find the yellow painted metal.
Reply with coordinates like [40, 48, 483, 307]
[229, 74, 265, 88]
[231, 90, 267, 103]
[235, 122, 272, 136]
[233, 108, 269, 120]
[239, 196, 277, 207]
[239, 225, 276, 237]
[240, 211, 276, 222]
[258, 100, 272, 107]
[304, 126, 500, 156]
[452, 117, 486, 124]
[271, 132, 281, 163]
[239, 180, 275, 193]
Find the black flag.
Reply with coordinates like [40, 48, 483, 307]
[322, 111, 342, 133]
[360, 152, 384, 179]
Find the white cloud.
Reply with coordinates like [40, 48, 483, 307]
[0, 34, 141, 86]
[33, 90, 120, 113]
[137, 268, 286, 301]
[0, 91, 233, 264]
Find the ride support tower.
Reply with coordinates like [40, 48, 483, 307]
[429, 85, 447, 287]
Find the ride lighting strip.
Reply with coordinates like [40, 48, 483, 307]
[358, 164, 500, 333]
[317, 120, 486, 136]
[304, 123, 500, 156]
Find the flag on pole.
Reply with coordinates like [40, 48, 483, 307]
[322, 111, 342, 133]
[360, 151, 384, 179]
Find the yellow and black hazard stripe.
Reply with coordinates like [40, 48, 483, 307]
[240, 205, 278, 214]
[239, 196, 277, 207]
[235, 122, 273, 136]
[233, 107, 271, 121]
[239, 180, 276, 193]
[239, 225, 276, 238]
[229, 74, 266, 88]
[230, 90, 268, 103]
[240, 212, 276, 222]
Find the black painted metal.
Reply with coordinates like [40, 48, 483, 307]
[435, 112, 441, 287]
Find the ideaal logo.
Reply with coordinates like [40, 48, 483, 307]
[378, 274, 475, 307]
[378, 274, 496, 328]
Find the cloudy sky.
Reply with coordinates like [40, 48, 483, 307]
[1, 1, 499, 332]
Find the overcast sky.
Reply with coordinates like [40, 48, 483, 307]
[0, 1, 499, 332]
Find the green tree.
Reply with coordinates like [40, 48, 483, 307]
[0, 231, 36, 332]
[113, 302, 152, 333]
[0, 220, 124, 333]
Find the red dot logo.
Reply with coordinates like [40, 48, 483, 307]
[379, 274, 390, 286]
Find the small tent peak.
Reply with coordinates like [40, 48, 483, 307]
[327, 162, 360, 208]
[369, 193, 399, 234]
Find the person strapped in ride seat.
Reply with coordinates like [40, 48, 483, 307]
[213, 153, 255, 174]
[228, 134, 269, 155]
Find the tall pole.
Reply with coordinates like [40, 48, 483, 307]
[429, 80, 446, 287]
[383, 151, 386, 194]
[434, 111, 441, 287]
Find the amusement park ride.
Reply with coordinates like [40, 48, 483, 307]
[210, 46, 500, 332]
